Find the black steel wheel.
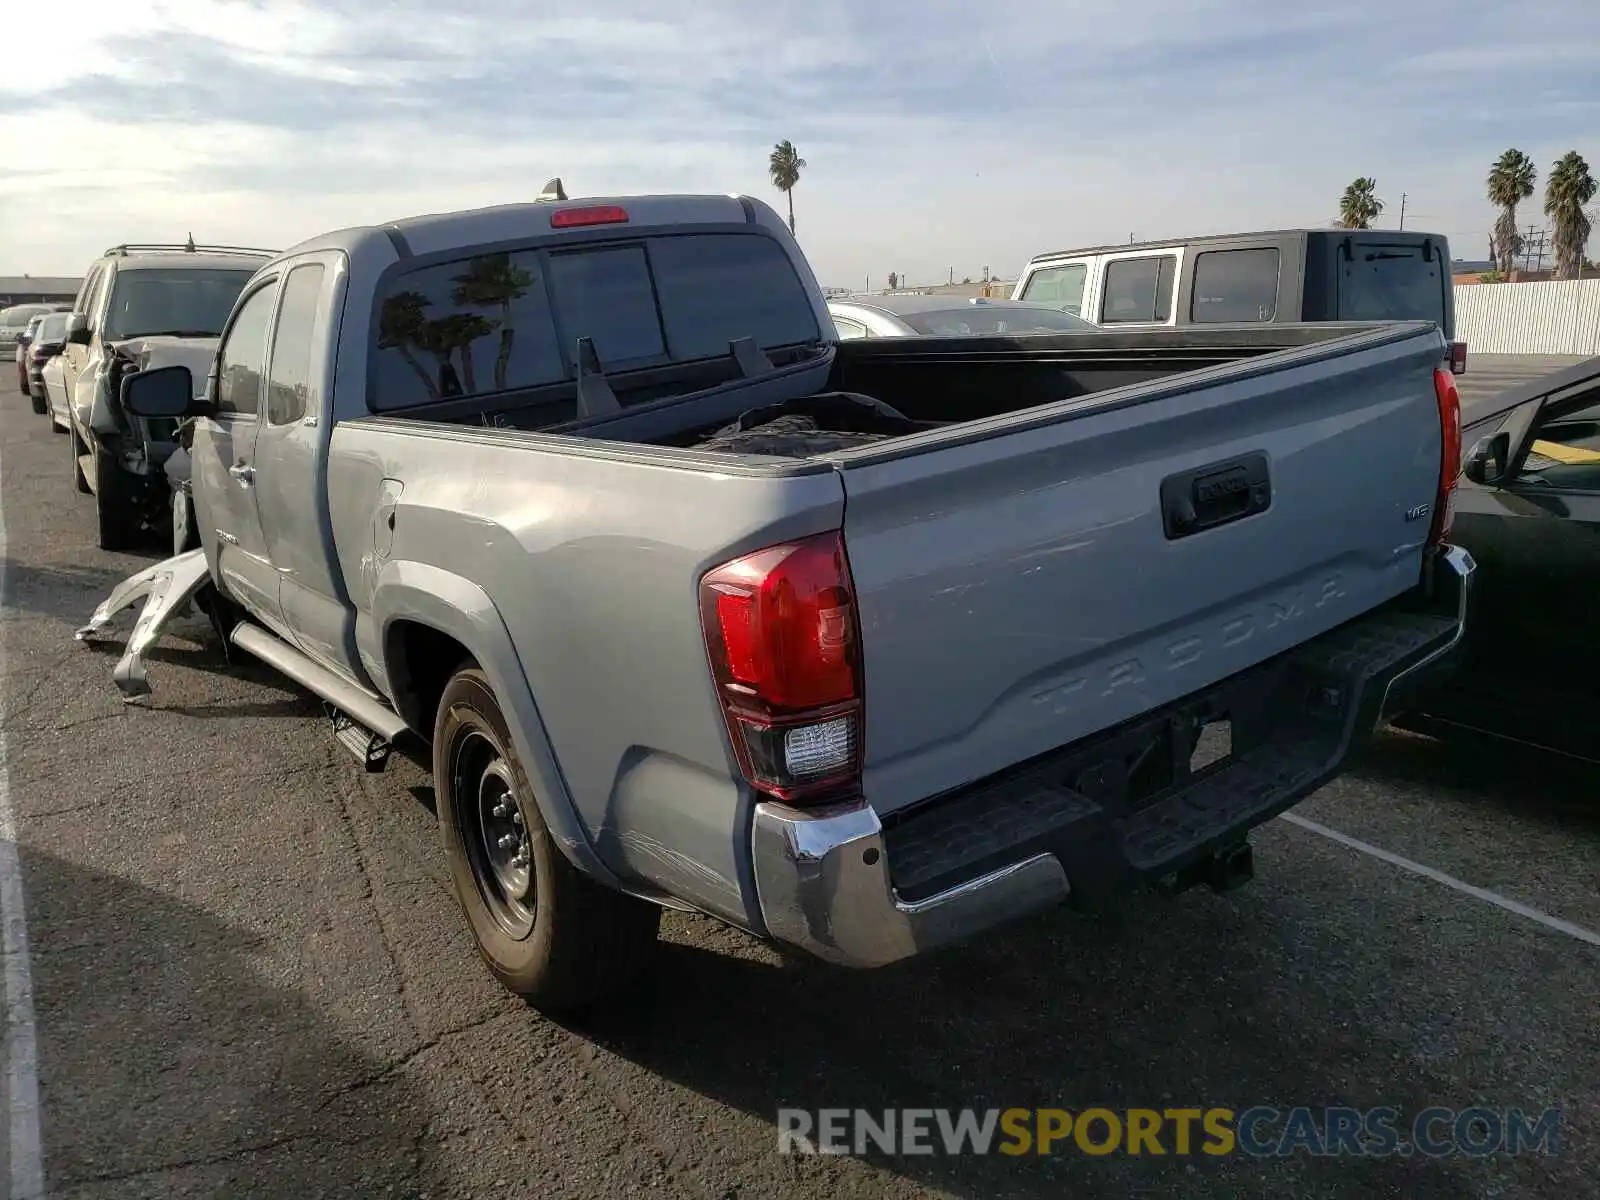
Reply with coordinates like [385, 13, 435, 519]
[433, 664, 661, 1010]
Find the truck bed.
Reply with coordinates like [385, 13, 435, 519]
[369, 322, 1410, 459]
[334, 319, 1449, 843]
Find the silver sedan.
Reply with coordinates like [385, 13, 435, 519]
[827, 294, 1098, 339]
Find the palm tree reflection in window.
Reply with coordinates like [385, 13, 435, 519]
[377, 254, 533, 402]
[450, 253, 533, 391]
[377, 290, 442, 400]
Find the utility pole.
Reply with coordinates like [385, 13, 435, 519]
[1521, 225, 1550, 272]
[1398, 193, 1406, 231]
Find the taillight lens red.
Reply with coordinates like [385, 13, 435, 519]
[1429, 366, 1462, 550]
[550, 205, 630, 229]
[699, 531, 864, 804]
[1450, 341, 1468, 374]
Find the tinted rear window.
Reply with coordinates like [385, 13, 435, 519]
[1336, 243, 1445, 326]
[370, 232, 820, 411]
[547, 245, 666, 369]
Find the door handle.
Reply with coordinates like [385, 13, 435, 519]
[228, 463, 255, 486]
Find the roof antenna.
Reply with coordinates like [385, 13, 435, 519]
[184, 232, 196, 252]
[538, 177, 568, 202]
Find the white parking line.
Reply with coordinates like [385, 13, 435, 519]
[0, 441, 47, 1199]
[1280, 812, 1600, 949]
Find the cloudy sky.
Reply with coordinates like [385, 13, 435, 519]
[2, 0, 1596, 289]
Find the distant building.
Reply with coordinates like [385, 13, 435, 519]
[872, 280, 1016, 300]
[0, 275, 81, 306]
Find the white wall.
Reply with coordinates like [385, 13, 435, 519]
[1454, 279, 1600, 356]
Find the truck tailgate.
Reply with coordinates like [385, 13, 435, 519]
[840, 326, 1447, 816]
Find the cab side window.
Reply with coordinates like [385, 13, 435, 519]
[266, 264, 326, 425]
[1190, 249, 1281, 323]
[78, 267, 107, 329]
[215, 282, 277, 417]
[1101, 256, 1177, 323]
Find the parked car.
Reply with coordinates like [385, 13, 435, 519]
[1, 302, 60, 360]
[41, 352, 71, 434]
[58, 241, 276, 549]
[1394, 355, 1600, 762]
[14, 313, 44, 396]
[1013, 228, 1468, 373]
[24, 311, 69, 415]
[827, 294, 1098, 339]
[81, 191, 1472, 1014]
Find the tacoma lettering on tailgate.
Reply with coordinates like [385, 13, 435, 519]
[1031, 575, 1347, 713]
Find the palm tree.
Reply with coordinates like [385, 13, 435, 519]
[1486, 149, 1537, 274]
[451, 253, 533, 390]
[377, 291, 439, 400]
[768, 140, 806, 236]
[1544, 151, 1597, 279]
[1337, 178, 1384, 230]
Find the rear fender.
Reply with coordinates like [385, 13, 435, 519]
[74, 549, 214, 700]
[372, 559, 623, 891]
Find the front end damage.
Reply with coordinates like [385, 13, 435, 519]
[102, 335, 215, 464]
[74, 550, 223, 700]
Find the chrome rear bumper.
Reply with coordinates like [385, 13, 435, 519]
[750, 544, 1474, 968]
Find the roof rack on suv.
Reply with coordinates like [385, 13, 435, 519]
[101, 242, 279, 258]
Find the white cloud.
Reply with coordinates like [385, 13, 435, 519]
[3, 0, 1598, 285]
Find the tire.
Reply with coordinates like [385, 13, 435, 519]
[433, 665, 660, 1011]
[30, 390, 46, 415]
[172, 486, 200, 556]
[93, 444, 138, 551]
[70, 427, 91, 493]
[49, 408, 67, 433]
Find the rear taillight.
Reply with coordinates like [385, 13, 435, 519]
[699, 530, 864, 805]
[1449, 341, 1468, 374]
[1428, 366, 1462, 550]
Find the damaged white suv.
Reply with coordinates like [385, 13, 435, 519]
[61, 241, 276, 549]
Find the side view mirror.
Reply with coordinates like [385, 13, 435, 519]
[120, 364, 212, 420]
[1463, 431, 1511, 486]
[65, 313, 91, 346]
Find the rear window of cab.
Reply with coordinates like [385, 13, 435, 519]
[369, 232, 821, 411]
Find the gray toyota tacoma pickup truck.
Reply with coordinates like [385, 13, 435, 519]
[80, 192, 1474, 1011]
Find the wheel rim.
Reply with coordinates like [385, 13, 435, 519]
[453, 728, 536, 939]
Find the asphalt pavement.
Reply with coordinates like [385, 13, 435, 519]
[2, 357, 1597, 1199]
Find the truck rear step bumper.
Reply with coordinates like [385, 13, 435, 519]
[750, 544, 1474, 968]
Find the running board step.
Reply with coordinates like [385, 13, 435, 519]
[229, 624, 410, 768]
[328, 705, 394, 773]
